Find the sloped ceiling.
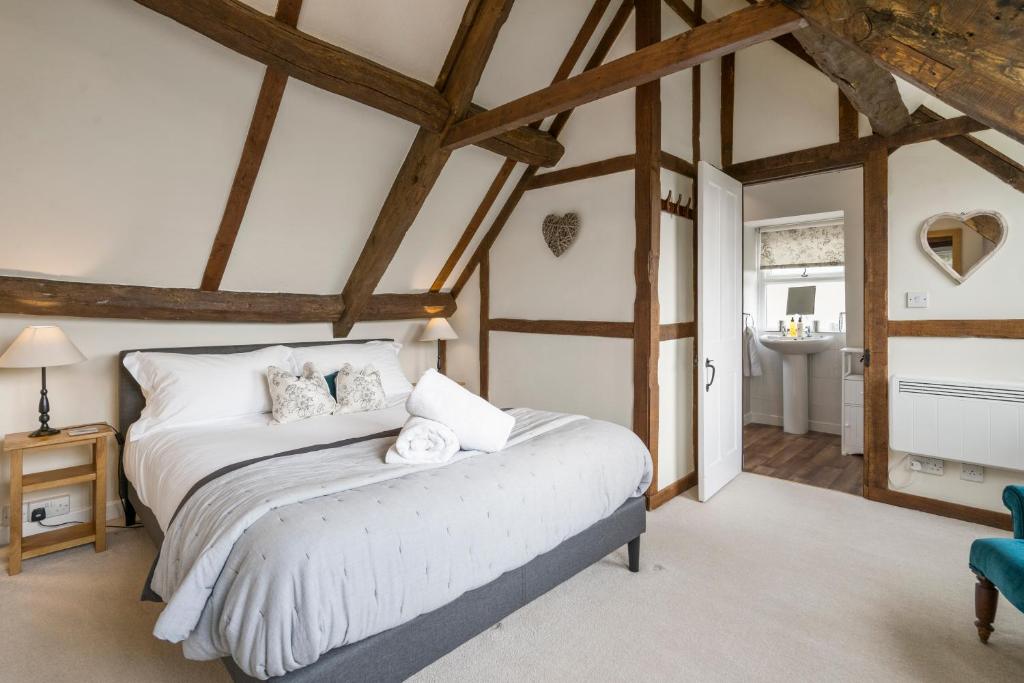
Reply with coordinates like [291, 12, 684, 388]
[0, 0, 590, 296]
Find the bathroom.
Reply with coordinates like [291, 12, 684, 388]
[740, 169, 865, 495]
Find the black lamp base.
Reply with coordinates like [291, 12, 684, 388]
[29, 366, 60, 438]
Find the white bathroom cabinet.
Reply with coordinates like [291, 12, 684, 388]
[841, 348, 864, 456]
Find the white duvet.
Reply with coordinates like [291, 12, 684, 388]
[129, 408, 653, 679]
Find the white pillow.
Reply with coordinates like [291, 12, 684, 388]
[291, 341, 412, 403]
[124, 345, 294, 441]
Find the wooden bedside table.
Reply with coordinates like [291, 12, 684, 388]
[3, 426, 113, 575]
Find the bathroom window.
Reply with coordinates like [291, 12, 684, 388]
[758, 221, 846, 332]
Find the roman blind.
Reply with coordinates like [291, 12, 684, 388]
[759, 224, 844, 269]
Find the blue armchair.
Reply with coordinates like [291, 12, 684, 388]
[969, 485, 1024, 643]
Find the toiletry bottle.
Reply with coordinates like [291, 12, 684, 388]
[788, 317, 796, 337]
[797, 315, 804, 337]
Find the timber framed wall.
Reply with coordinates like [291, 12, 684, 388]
[722, 43, 1020, 529]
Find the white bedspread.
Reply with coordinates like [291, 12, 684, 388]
[137, 408, 652, 679]
[124, 404, 409, 531]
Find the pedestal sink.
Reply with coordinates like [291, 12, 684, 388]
[758, 333, 834, 434]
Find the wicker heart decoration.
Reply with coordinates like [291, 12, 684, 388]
[542, 212, 580, 257]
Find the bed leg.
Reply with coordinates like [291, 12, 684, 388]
[123, 495, 136, 528]
[627, 536, 640, 573]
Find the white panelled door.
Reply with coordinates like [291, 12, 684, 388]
[697, 161, 743, 502]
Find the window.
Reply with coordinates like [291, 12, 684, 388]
[757, 221, 846, 332]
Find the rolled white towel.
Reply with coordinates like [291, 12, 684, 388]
[406, 369, 514, 452]
[385, 416, 460, 465]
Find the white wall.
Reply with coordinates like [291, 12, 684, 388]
[887, 141, 1024, 512]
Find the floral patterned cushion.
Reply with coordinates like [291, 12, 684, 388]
[266, 362, 337, 424]
[336, 363, 387, 414]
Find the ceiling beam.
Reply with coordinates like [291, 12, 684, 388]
[429, 0, 613, 293]
[332, 0, 515, 337]
[726, 111, 989, 184]
[199, 0, 302, 292]
[450, 0, 636, 299]
[911, 107, 1024, 193]
[0, 276, 453, 324]
[781, 0, 1024, 145]
[789, 25, 910, 136]
[442, 2, 806, 152]
[133, 0, 563, 166]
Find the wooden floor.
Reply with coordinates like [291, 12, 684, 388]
[742, 423, 863, 496]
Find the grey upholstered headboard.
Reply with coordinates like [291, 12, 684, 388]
[116, 338, 391, 436]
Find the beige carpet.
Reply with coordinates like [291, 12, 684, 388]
[2, 474, 1022, 682]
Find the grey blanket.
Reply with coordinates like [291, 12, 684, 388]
[150, 409, 652, 679]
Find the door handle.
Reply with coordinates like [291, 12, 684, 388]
[705, 358, 717, 392]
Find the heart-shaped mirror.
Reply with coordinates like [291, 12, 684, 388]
[919, 211, 1007, 284]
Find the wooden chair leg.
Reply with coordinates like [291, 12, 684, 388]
[974, 573, 999, 644]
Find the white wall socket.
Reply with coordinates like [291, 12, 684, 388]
[961, 463, 985, 483]
[909, 455, 944, 476]
[24, 495, 71, 520]
[906, 291, 929, 308]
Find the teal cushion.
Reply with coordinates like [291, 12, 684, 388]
[324, 371, 339, 399]
[970, 538, 1024, 613]
[1004, 485, 1024, 539]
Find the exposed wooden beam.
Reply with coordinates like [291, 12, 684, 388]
[133, 0, 562, 166]
[431, 158, 516, 292]
[911, 107, 1024, 193]
[889, 319, 1024, 340]
[726, 136, 877, 184]
[838, 91, 858, 142]
[720, 52, 735, 166]
[735, 0, 818, 68]
[691, 0, 703, 164]
[332, 0, 515, 337]
[660, 151, 696, 179]
[790, 24, 911, 136]
[479, 252, 490, 399]
[450, 0, 635, 299]
[199, 0, 302, 292]
[359, 292, 457, 321]
[781, 0, 1024, 145]
[0, 276, 451, 324]
[442, 2, 807, 152]
[527, 154, 635, 190]
[634, 0, 661, 498]
[659, 321, 695, 341]
[862, 146, 888, 491]
[727, 112, 991, 184]
[663, 0, 699, 28]
[489, 318, 634, 338]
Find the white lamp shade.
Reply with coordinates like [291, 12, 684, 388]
[419, 317, 458, 342]
[0, 325, 86, 368]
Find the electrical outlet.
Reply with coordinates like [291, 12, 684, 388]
[961, 463, 985, 483]
[906, 291, 929, 308]
[23, 495, 71, 521]
[908, 455, 944, 476]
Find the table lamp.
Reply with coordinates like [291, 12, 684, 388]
[419, 318, 458, 372]
[0, 325, 86, 437]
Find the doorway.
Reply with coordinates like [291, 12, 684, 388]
[738, 172, 866, 496]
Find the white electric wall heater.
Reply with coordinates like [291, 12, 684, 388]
[890, 376, 1024, 471]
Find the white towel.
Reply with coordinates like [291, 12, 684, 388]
[385, 416, 460, 465]
[743, 325, 763, 377]
[406, 369, 515, 452]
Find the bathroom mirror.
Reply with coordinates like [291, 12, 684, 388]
[786, 285, 816, 315]
[920, 211, 1007, 284]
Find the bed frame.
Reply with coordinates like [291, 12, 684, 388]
[117, 339, 645, 682]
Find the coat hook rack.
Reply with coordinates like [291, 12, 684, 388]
[660, 190, 694, 220]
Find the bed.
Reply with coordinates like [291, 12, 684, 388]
[117, 339, 650, 682]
